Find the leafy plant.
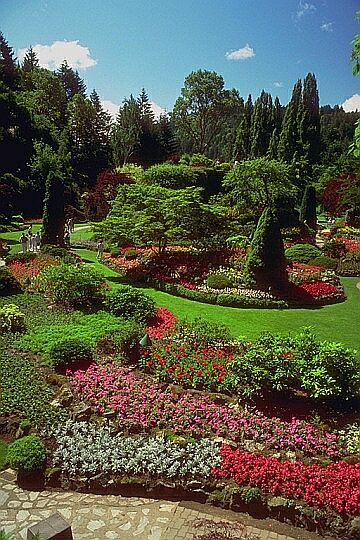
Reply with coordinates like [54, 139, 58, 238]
[285, 243, 321, 263]
[206, 272, 232, 289]
[48, 338, 94, 369]
[0, 304, 25, 333]
[104, 285, 156, 323]
[7, 435, 46, 473]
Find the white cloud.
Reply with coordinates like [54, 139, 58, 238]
[320, 22, 333, 32]
[225, 44, 255, 61]
[274, 82, 284, 88]
[101, 99, 166, 120]
[342, 94, 360, 112]
[18, 40, 97, 70]
[295, 1, 316, 19]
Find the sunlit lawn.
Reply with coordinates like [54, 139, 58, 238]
[75, 248, 360, 352]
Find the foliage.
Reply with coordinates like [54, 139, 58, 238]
[48, 338, 94, 369]
[242, 207, 288, 289]
[95, 320, 144, 359]
[8, 254, 59, 287]
[33, 263, 106, 306]
[307, 256, 338, 270]
[299, 185, 317, 231]
[285, 243, 321, 263]
[206, 272, 232, 289]
[140, 162, 198, 189]
[104, 285, 156, 323]
[338, 424, 360, 455]
[41, 170, 66, 246]
[214, 445, 360, 515]
[223, 158, 295, 211]
[0, 266, 21, 296]
[51, 420, 220, 479]
[7, 435, 46, 473]
[0, 303, 25, 333]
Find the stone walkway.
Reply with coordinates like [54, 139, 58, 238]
[0, 469, 315, 540]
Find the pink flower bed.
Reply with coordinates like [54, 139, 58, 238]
[213, 445, 360, 515]
[68, 365, 343, 458]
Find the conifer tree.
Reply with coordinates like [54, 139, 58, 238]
[233, 94, 253, 160]
[299, 184, 317, 232]
[250, 90, 273, 157]
[57, 60, 86, 101]
[278, 80, 302, 163]
[268, 96, 283, 158]
[242, 207, 288, 289]
[20, 46, 40, 90]
[299, 73, 320, 164]
[0, 32, 19, 88]
[42, 171, 66, 246]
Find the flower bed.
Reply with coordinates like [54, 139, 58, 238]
[68, 364, 344, 458]
[8, 255, 59, 287]
[146, 307, 176, 339]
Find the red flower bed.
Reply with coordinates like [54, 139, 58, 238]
[146, 307, 176, 339]
[297, 281, 338, 298]
[335, 237, 360, 252]
[8, 256, 59, 286]
[213, 445, 360, 515]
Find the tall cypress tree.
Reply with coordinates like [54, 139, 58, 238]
[278, 80, 302, 163]
[233, 94, 253, 160]
[243, 207, 288, 290]
[42, 171, 66, 246]
[250, 90, 273, 157]
[0, 32, 19, 89]
[268, 96, 283, 158]
[299, 184, 317, 232]
[299, 73, 320, 164]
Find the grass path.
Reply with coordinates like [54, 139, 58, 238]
[75, 248, 360, 352]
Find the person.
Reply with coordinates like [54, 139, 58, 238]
[27, 224, 33, 235]
[97, 239, 105, 260]
[64, 230, 70, 248]
[34, 231, 41, 252]
[19, 233, 28, 254]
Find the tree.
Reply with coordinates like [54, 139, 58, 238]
[268, 97, 283, 159]
[20, 47, 40, 90]
[172, 70, 237, 153]
[42, 171, 66, 246]
[57, 60, 86, 101]
[233, 94, 253, 160]
[350, 10, 360, 76]
[0, 32, 19, 89]
[278, 80, 302, 163]
[96, 184, 229, 254]
[299, 185, 317, 232]
[223, 158, 296, 211]
[111, 94, 141, 165]
[242, 207, 288, 289]
[299, 73, 320, 164]
[250, 90, 274, 157]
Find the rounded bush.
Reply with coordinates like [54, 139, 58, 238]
[0, 304, 26, 334]
[285, 243, 321, 263]
[49, 338, 94, 369]
[206, 273, 232, 289]
[0, 267, 21, 296]
[104, 286, 156, 323]
[7, 435, 46, 473]
[308, 256, 338, 270]
[96, 320, 143, 359]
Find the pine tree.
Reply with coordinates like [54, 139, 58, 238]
[233, 94, 253, 160]
[268, 96, 283, 158]
[278, 80, 302, 163]
[0, 32, 19, 88]
[299, 184, 317, 232]
[242, 207, 288, 289]
[20, 46, 40, 90]
[57, 60, 86, 101]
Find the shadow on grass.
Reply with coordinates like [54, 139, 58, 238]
[106, 275, 130, 285]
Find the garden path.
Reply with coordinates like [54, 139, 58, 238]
[0, 469, 327, 540]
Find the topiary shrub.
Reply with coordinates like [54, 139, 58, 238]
[104, 285, 156, 323]
[206, 272, 232, 289]
[34, 263, 106, 307]
[285, 243, 321, 264]
[48, 338, 94, 369]
[0, 267, 21, 296]
[7, 435, 46, 473]
[308, 256, 338, 270]
[0, 304, 26, 334]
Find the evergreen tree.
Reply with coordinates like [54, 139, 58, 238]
[268, 96, 283, 159]
[299, 73, 320, 164]
[20, 46, 40, 90]
[250, 90, 273, 157]
[0, 32, 19, 88]
[233, 94, 253, 160]
[157, 113, 178, 160]
[57, 60, 86, 101]
[42, 171, 66, 246]
[111, 94, 141, 165]
[278, 80, 302, 163]
[299, 184, 317, 232]
[242, 207, 288, 289]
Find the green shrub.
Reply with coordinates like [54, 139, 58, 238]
[40, 244, 78, 263]
[48, 338, 94, 369]
[206, 272, 232, 289]
[189, 153, 213, 167]
[104, 285, 156, 323]
[323, 240, 346, 259]
[110, 247, 121, 257]
[0, 267, 21, 296]
[7, 435, 46, 473]
[308, 256, 338, 270]
[173, 317, 233, 348]
[34, 263, 106, 306]
[285, 243, 321, 263]
[0, 304, 25, 333]
[140, 163, 198, 189]
[123, 248, 138, 259]
[96, 320, 144, 359]
[5, 252, 37, 265]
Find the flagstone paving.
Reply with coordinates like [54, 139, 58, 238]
[0, 469, 328, 540]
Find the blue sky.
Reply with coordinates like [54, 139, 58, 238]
[1, 0, 359, 117]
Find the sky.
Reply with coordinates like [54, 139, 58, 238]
[1, 0, 359, 118]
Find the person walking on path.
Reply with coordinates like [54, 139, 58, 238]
[97, 239, 105, 260]
[19, 233, 28, 254]
[34, 231, 41, 252]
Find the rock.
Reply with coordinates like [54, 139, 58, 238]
[268, 496, 289, 508]
[57, 387, 73, 407]
[348, 517, 360, 540]
[186, 480, 203, 490]
[71, 403, 92, 421]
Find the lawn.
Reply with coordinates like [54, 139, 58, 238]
[75, 248, 360, 352]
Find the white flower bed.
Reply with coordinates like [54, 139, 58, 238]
[50, 420, 220, 479]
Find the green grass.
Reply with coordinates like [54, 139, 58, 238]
[74, 248, 360, 352]
[0, 440, 8, 470]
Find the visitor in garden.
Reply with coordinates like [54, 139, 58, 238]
[97, 239, 105, 260]
[19, 233, 28, 254]
[64, 230, 70, 248]
[34, 231, 41, 251]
